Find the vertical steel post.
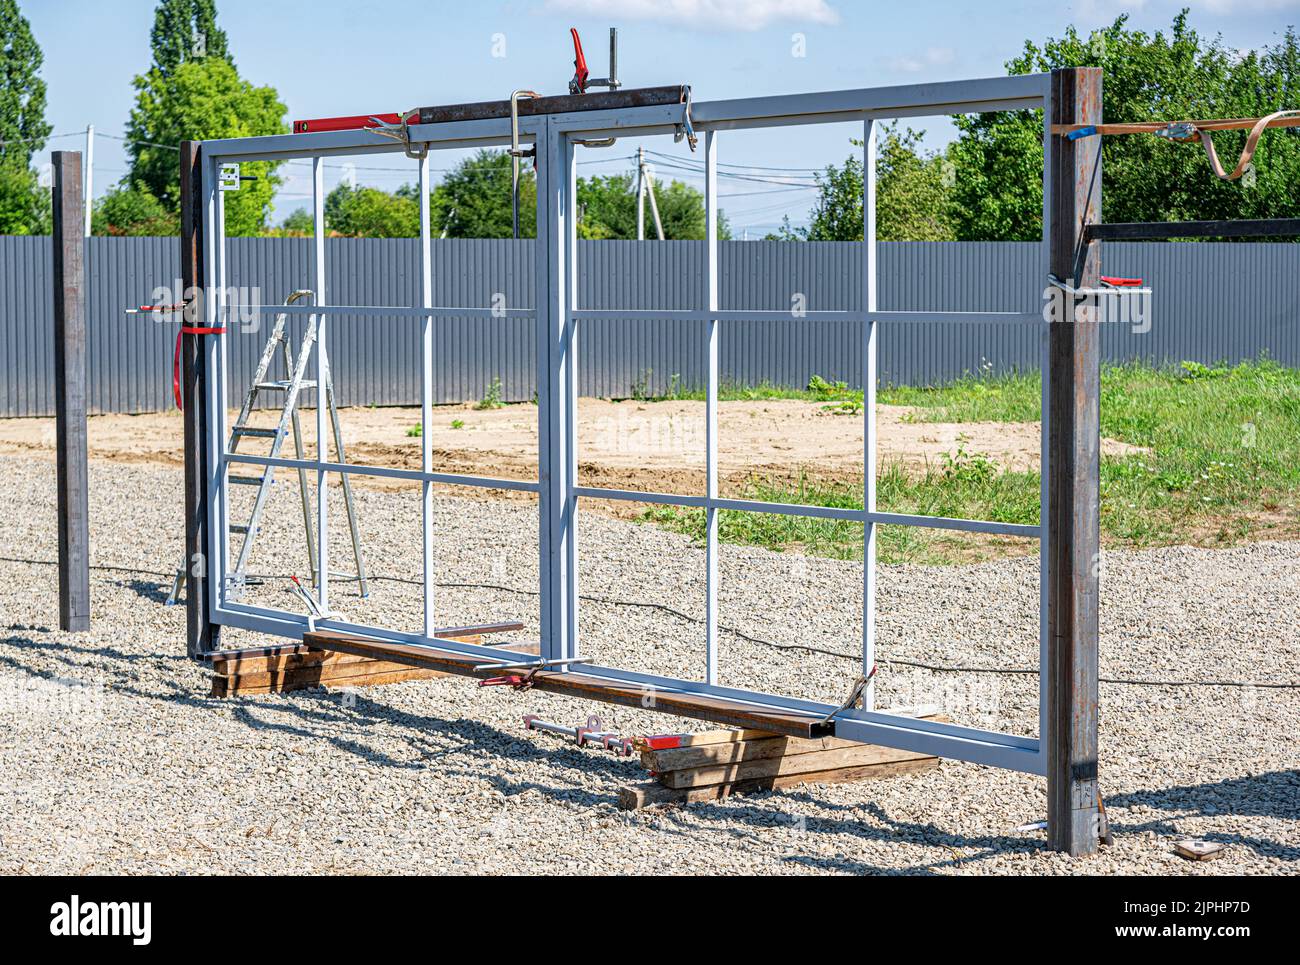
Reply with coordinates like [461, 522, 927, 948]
[420, 152, 435, 637]
[861, 121, 878, 707]
[704, 129, 720, 685]
[537, 119, 576, 661]
[51, 151, 90, 633]
[313, 157, 330, 613]
[1046, 66, 1102, 856]
[180, 141, 218, 655]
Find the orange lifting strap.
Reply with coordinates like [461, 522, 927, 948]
[1052, 110, 1300, 181]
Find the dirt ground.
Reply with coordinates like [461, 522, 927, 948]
[0, 399, 1144, 510]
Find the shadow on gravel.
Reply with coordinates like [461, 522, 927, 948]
[1106, 772, 1300, 861]
[612, 793, 1044, 875]
[117, 578, 172, 605]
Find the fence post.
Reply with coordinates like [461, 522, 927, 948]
[52, 151, 90, 632]
[1046, 66, 1102, 856]
[180, 140, 219, 656]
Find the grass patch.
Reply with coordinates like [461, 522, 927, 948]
[641, 358, 1300, 562]
[642, 456, 1042, 564]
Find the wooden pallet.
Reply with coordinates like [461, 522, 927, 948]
[618, 710, 947, 809]
[208, 623, 529, 697]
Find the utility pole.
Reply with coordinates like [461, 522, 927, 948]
[636, 146, 645, 240]
[83, 124, 93, 237]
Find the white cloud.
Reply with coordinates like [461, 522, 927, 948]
[1192, 0, 1300, 11]
[887, 46, 956, 73]
[543, 0, 840, 32]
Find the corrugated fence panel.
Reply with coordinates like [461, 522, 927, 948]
[1, 237, 1296, 416]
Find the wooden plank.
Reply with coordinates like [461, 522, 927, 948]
[416, 86, 686, 125]
[643, 713, 949, 772]
[213, 665, 453, 697]
[661, 743, 935, 789]
[1047, 67, 1102, 857]
[304, 631, 833, 738]
[631, 728, 778, 752]
[618, 757, 937, 810]
[210, 640, 538, 696]
[208, 625, 530, 675]
[51, 150, 90, 633]
[213, 657, 455, 692]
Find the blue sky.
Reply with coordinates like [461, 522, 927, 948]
[23, 0, 1300, 234]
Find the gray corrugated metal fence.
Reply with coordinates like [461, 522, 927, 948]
[1, 236, 1296, 416]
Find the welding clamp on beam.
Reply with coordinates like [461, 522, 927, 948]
[476, 656, 590, 691]
[569, 27, 621, 95]
[368, 109, 427, 160]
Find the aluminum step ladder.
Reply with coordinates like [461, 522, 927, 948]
[166, 289, 368, 605]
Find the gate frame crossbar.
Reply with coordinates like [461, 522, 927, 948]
[190, 70, 1100, 849]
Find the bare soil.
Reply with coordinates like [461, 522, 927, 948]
[0, 400, 1146, 511]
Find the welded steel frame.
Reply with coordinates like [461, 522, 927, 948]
[192, 72, 1091, 819]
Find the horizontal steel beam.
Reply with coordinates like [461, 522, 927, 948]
[222, 304, 535, 319]
[692, 74, 1049, 131]
[574, 486, 1041, 536]
[416, 85, 688, 124]
[834, 716, 1045, 774]
[225, 453, 540, 493]
[571, 309, 1042, 324]
[1085, 218, 1300, 241]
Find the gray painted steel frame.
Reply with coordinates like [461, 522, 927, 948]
[191, 74, 1095, 847]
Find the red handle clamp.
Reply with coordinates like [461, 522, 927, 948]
[570, 28, 589, 93]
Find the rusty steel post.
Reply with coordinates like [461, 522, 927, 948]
[1046, 67, 1102, 856]
[52, 151, 91, 632]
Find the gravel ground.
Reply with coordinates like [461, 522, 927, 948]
[0, 453, 1296, 875]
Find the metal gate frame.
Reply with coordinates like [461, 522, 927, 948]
[188, 69, 1103, 853]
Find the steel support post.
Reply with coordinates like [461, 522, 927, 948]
[1046, 66, 1102, 856]
[51, 151, 90, 633]
[181, 141, 218, 656]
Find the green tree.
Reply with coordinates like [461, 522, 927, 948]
[777, 125, 956, 241]
[125, 57, 286, 235]
[149, 0, 231, 77]
[276, 207, 314, 236]
[0, 164, 48, 234]
[92, 183, 179, 236]
[324, 183, 418, 237]
[430, 149, 534, 239]
[577, 172, 730, 240]
[948, 11, 1300, 239]
[0, 0, 52, 234]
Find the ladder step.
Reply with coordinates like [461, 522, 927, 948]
[230, 524, 253, 534]
[228, 474, 266, 486]
[233, 427, 279, 438]
[256, 380, 317, 390]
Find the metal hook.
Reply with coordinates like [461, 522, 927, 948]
[674, 85, 698, 152]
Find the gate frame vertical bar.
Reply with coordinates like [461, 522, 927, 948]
[312, 157, 330, 614]
[861, 121, 878, 706]
[704, 129, 720, 686]
[537, 119, 575, 662]
[51, 150, 90, 633]
[1046, 66, 1102, 856]
[419, 151, 435, 637]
